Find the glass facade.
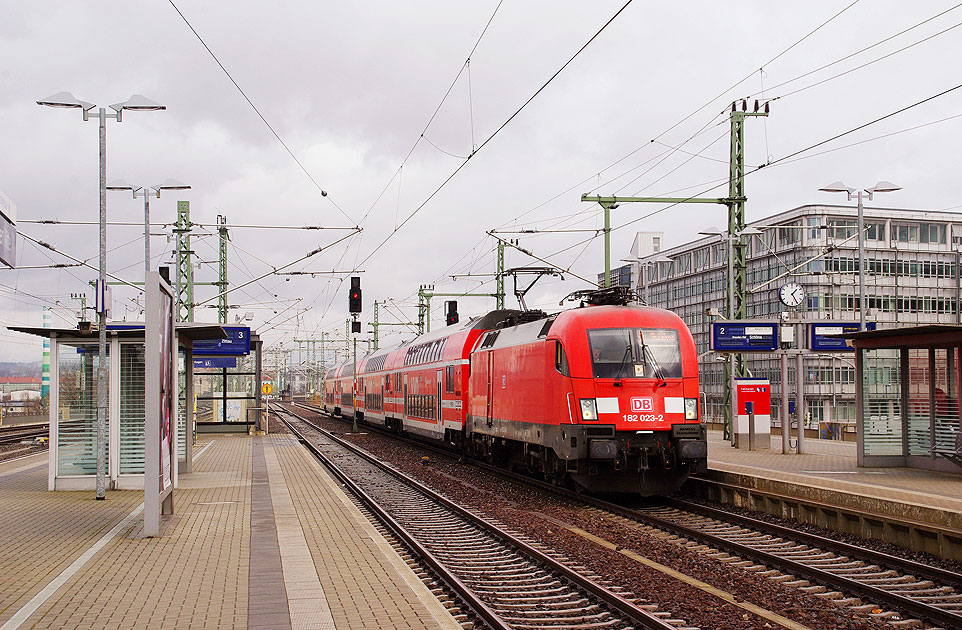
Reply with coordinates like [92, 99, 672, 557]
[861, 349, 902, 456]
[57, 343, 107, 476]
[119, 343, 146, 474]
[635, 205, 962, 437]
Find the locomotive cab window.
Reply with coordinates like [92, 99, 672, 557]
[587, 328, 683, 379]
[554, 340, 569, 376]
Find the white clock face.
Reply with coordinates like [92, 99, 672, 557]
[779, 282, 805, 307]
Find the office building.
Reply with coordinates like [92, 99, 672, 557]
[627, 204, 962, 436]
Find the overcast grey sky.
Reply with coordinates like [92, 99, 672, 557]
[2, 1, 961, 362]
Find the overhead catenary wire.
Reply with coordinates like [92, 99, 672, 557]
[529, 81, 962, 271]
[307, 0, 611, 336]
[486, 1, 865, 241]
[166, 0, 357, 226]
[354, 0, 637, 272]
[19, 232, 143, 292]
[193, 229, 360, 308]
[744, 4, 962, 102]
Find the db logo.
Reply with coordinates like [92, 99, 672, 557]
[630, 397, 654, 412]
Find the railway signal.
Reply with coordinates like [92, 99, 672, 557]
[445, 300, 458, 326]
[349, 276, 362, 313]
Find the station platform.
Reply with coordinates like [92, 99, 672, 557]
[691, 430, 962, 559]
[0, 434, 462, 630]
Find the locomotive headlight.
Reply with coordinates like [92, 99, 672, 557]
[684, 398, 698, 420]
[579, 398, 598, 421]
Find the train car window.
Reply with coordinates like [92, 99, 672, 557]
[445, 365, 455, 393]
[554, 341, 570, 376]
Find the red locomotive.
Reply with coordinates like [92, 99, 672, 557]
[324, 295, 706, 496]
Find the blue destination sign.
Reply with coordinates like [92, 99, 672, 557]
[711, 321, 778, 352]
[193, 326, 250, 356]
[810, 322, 876, 351]
[193, 357, 237, 369]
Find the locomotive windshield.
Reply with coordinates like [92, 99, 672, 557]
[587, 328, 683, 379]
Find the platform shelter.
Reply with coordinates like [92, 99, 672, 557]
[10, 322, 225, 490]
[842, 325, 962, 473]
[192, 326, 263, 432]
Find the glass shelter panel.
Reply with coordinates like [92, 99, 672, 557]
[177, 351, 187, 460]
[934, 348, 960, 453]
[119, 344, 146, 474]
[194, 353, 258, 424]
[907, 348, 931, 456]
[57, 343, 108, 476]
[861, 349, 902, 456]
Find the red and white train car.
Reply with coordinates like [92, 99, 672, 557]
[324, 304, 706, 496]
[325, 311, 520, 443]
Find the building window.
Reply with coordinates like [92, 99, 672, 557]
[828, 219, 856, 240]
[778, 223, 800, 246]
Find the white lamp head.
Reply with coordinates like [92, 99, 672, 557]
[818, 181, 855, 194]
[869, 180, 901, 193]
[152, 178, 191, 194]
[37, 92, 95, 111]
[109, 94, 166, 113]
[105, 179, 139, 193]
[698, 226, 725, 236]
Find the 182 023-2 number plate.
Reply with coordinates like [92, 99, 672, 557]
[622, 414, 664, 423]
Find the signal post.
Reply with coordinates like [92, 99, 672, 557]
[349, 277, 361, 433]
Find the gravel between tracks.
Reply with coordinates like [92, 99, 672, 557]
[681, 494, 962, 577]
[0, 441, 46, 462]
[288, 406, 892, 630]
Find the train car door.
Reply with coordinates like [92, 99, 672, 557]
[436, 369, 443, 425]
[485, 352, 494, 428]
[403, 374, 408, 420]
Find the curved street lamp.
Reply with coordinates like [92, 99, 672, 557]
[819, 180, 901, 330]
[108, 179, 191, 280]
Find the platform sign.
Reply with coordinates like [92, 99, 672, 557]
[193, 357, 237, 369]
[192, 325, 250, 356]
[0, 189, 16, 269]
[810, 322, 877, 351]
[711, 321, 778, 352]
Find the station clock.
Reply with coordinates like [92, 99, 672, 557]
[778, 282, 805, 308]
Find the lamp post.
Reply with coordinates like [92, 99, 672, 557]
[38, 92, 166, 500]
[107, 179, 191, 280]
[819, 181, 901, 330]
[621, 254, 673, 305]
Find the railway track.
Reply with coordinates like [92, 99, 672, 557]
[0, 423, 48, 446]
[290, 402, 962, 629]
[274, 405, 694, 630]
[634, 501, 962, 629]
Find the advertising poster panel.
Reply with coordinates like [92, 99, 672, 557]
[0, 189, 17, 269]
[159, 289, 173, 491]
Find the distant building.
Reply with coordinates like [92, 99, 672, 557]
[597, 231, 666, 288]
[0, 376, 41, 394]
[623, 204, 962, 435]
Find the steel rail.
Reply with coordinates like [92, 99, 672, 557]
[667, 497, 962, 589]
[278, 405, 680, 630]
[290, 402, 962, 629]
[276, 407, 511, 630]
[0, 424, 48, 446]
